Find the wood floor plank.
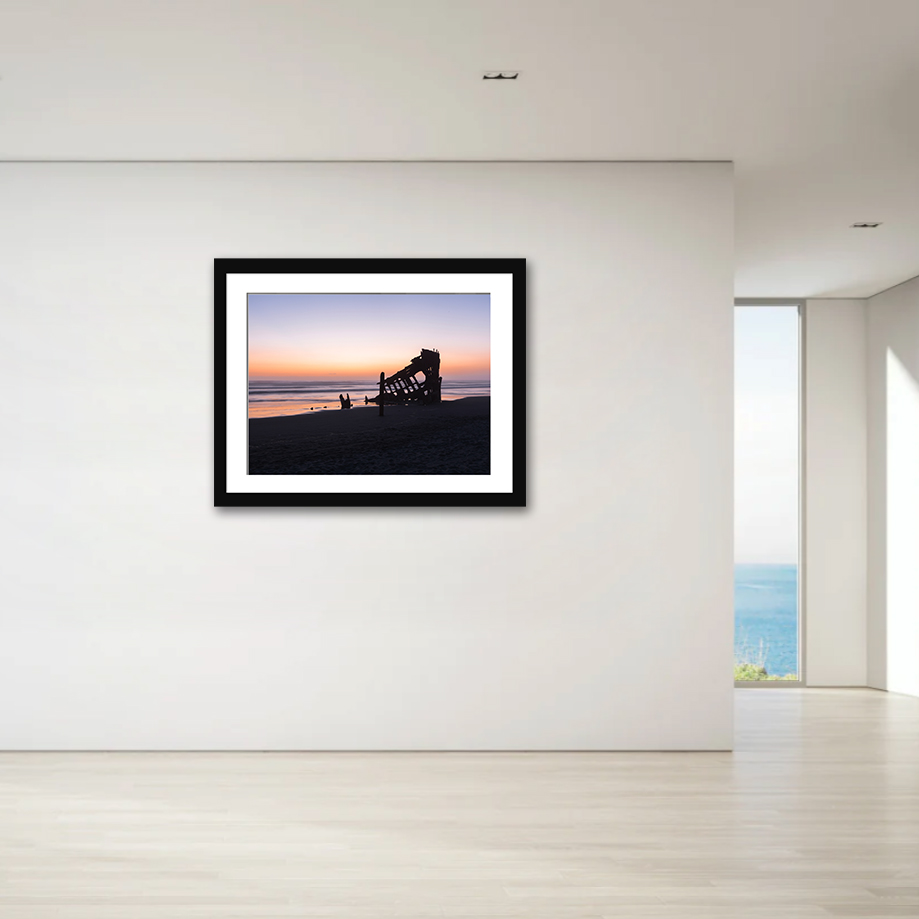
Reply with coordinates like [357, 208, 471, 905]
[1, 689, 918, 918]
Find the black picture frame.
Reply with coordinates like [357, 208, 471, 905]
[215, 257, 526, 507]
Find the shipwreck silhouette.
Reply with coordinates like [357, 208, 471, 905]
[365, 349, 442, 405]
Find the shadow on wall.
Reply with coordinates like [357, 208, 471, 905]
[885, 347, 919, 698]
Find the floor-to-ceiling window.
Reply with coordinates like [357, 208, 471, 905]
[735, 304, 801, 682]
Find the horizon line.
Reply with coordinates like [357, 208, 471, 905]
[248, 375, 491, 381]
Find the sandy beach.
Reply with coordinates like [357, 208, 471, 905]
[248, 396, 490, 475]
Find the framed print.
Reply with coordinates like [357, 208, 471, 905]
[214, 257, 526, 507]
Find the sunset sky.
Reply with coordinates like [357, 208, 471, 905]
[248, 293, 490, 380]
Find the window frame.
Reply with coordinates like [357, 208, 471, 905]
[733, 298, 806, 688]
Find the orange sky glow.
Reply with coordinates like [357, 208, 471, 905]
[248, 352, 490, 380]
[248, 292, 490, 381]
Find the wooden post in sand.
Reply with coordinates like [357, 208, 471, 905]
[378, 372, 385, 416]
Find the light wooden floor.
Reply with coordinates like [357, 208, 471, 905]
[1, 689, 918, 918]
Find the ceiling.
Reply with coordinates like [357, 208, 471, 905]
[1, 0, 917, 298]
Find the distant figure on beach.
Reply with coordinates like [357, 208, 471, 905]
[339, 393, 351, 410]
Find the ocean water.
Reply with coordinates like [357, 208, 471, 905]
[735, 563, 799, 678]
[248, 379, 490, 418]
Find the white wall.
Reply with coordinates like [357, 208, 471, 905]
[804, 300, 867, 685]
[0, 162, 734, 750]
[867, 275, 919, 697]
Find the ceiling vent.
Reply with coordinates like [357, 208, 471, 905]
[851, 222, 882, 228]
[483, 71, 519, 80]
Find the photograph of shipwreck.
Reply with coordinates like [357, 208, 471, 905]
[246, 292, 491, 476]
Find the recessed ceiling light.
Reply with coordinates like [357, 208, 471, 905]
[851, 222, 882, 228]
[483, 71, 519, 80]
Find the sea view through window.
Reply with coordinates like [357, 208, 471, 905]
[735, 305, 800, 681]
